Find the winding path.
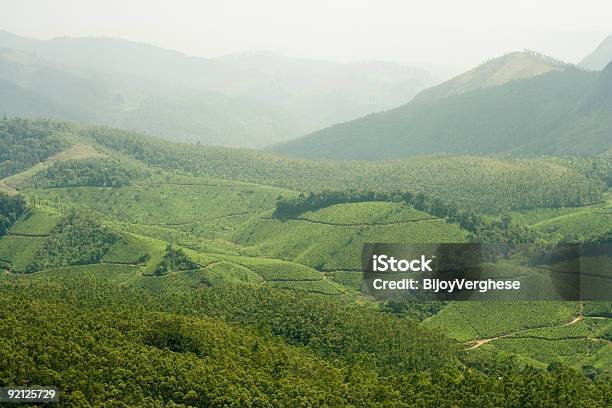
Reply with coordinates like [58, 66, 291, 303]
[463, 303, 611, 350]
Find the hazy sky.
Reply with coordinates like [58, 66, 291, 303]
[1, 0, 611, 77]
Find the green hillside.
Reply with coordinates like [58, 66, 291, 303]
[0, 116, 610, 404]
[4, 271, 610, 406]
[233, 202, 467, 271]
[83, 123, 605, 214]
[511, 191, 612, 241]
[273, 65, 612, 160]
[1, 117, 602, 214]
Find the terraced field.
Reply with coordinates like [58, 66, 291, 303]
[424, 301, 581, 342]
[297, 202, 435, 225]
[0, 206, 346, 296]
[0, 236, 47, 272]
[234, 202, 468, 271]
[471, 316, 611, 373]
[533, 208, 611, 240]
[427, 297, 611, 375]
[1, 139, 609, 378]
[0, 208, 61, 271]
[511, 190, 612, 240]
[8, 208, 61, 236]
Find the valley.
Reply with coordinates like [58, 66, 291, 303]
[0, 24, 611, 405]
[0, 117, 610, 403]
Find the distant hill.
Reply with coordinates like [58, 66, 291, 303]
[0, 78, 65, 118]
[274, 58, 612, 160]
[0, 48, 295, 147]
[3, 117, 603, 214]
[413, 51, 568, 103]
[580, 34, 612, 71]
[0, 30, 434, 147]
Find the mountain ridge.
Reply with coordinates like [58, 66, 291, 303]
[273, 58, 611, 160]
[580, 34, 612, 71]
[0, 30, 435, 147]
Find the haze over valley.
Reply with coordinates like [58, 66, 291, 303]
[0, 2, 611, 406]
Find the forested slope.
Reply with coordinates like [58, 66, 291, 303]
[1, 272, 609, 407]
[0, 116, 610, 405]
[274, 66, 612, 160]
[79, 123, 605, 214]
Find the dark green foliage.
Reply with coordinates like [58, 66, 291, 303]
[0, 275, 609, 407]
[30, 158, 150, 188]
[154, 245, 199, 275]
[143, 317, 204, 355]
[381, 300, 447, 320]
[0, 192, 26, 236]
[26, 212, 119, 272]
[0, 117, 68, 178]
[568, 154, 612, 188]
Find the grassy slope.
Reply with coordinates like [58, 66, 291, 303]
[511, 190, 612, 240]
[3, 173, 610, 375]
[1, 120, 609, 377]
[233, 202, 468, 271]
[413, 51, 567, 103]
[86, 124, 604, 215]
[0, 208, 345, 296]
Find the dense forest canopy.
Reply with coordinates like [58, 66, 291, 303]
[0, 192, 26, 236]
[0, 273, 609, 407]
[29, 157, 151, 188]
[0, 117, 69, 178]
[0, 115, 609, 406]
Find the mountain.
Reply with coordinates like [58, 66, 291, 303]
[580, 34, 612, 71]
[0, 48, 295, 146]
[0, 30, 435, 147]
[273, 56, 612, 160]
[413, 51, 568, 103]
[0, 78, 65, 118]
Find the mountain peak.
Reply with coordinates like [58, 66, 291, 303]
[580, 34, 612, 71]
[413, 50, 568, 104]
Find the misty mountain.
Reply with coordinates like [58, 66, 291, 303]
[273, 55, 612, 160]
[0, 30, 434, 147]
[0, 77, 65, 117]
[413, 51, 568, 103]
[580, 34, 612, 71]
[0, 48, 296, 146]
